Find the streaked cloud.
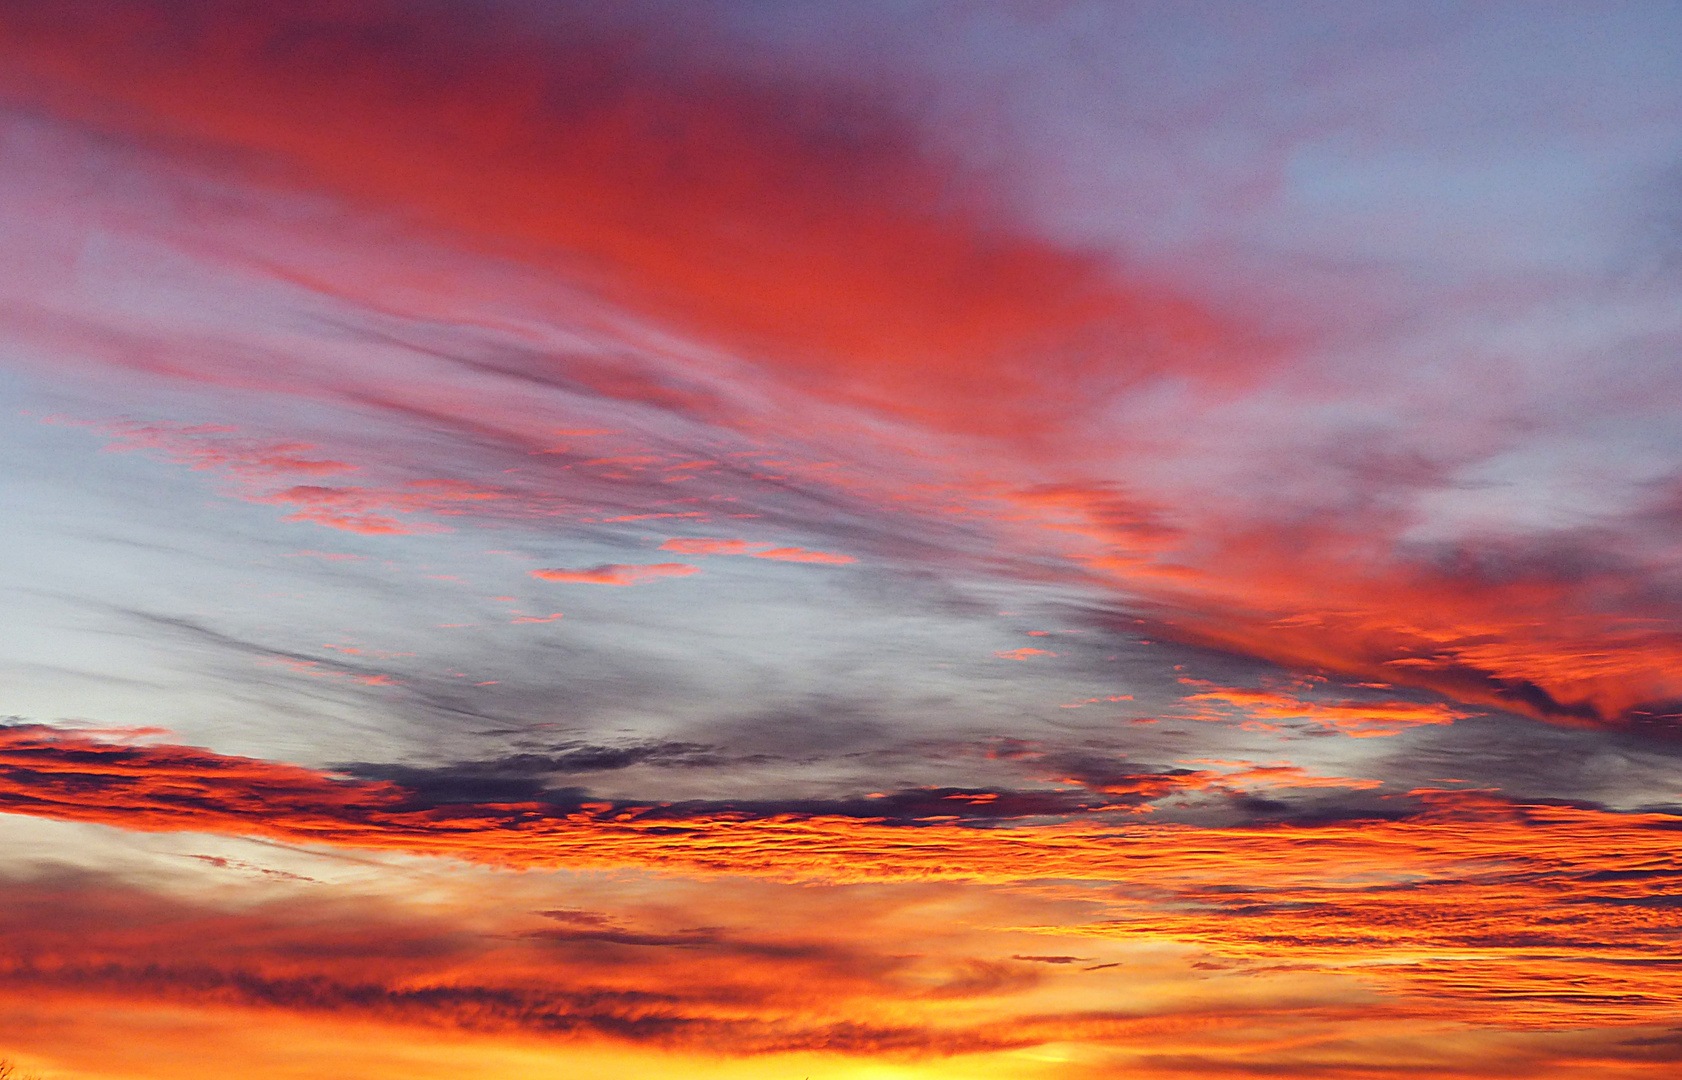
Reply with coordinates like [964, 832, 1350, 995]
[530, 563, 701, 586]
[2, 2, 1681, 1077]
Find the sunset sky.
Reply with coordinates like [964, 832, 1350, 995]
[2, 3, 1682, 1077]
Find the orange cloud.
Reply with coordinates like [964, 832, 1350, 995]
[5, 6, 1679, 1078]
[1, 726, 1680, 1069]
[980, 475, 1682, 733]
[0, 875, 1061, 1058]
[6, 866, 1525, 1080]
[1180, 687, 1469, 737]
[530, 563, 699, 586]
[0, 725, 1669, 903]
[1067, 762, 1383, 798]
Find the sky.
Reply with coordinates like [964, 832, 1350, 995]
[1, 2, 1681, 1077]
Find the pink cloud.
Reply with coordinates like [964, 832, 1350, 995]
[57, 418, 356, 477]
[257, 656, 400, 687]
[55, 418, 524, 535]
[996, 648, 1056, 660]
[660, 538, 762, 555]
[747, 546, 856, 565]
[659, 538, 854, 564]
[259, 480, 510, 535]
[530, 563, 700, 586]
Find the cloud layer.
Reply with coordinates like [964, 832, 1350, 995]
[3, 2, 1682, 1078]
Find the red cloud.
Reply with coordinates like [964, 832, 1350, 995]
[530, 563, 699, 586]
[991, 476, 1682, 732]
[10, 0, 1682, 744]
[0, 0, 1248, 446]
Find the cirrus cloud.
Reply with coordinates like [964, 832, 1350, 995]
[530, 563, 700, 586]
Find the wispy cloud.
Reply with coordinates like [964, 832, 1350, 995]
[530, 564, 700, 586]
[4, 2, 1682, 1076]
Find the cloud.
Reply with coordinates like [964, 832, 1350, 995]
[4, 5, 1682, 1079]
[658, 537, 855, 565]
[6, 857, 1671, 1079]
[747, 547, 855, 565]
[0, 724, 1674, 900]
[1, 724, 1680, 1050]
[530, 563, 699, 586]
[1180, 686, 1469, 738]
[57, 417, 517, 535]
[658, 538, 765, 556]
[11, 2, 1676, 750]
[5, 0, 1682, 754]
[0, 870, 1033, 1058]
[0, 865, 1478, 1072]
[0, 0, 1248, 447]
[74, 418, 356, 477]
